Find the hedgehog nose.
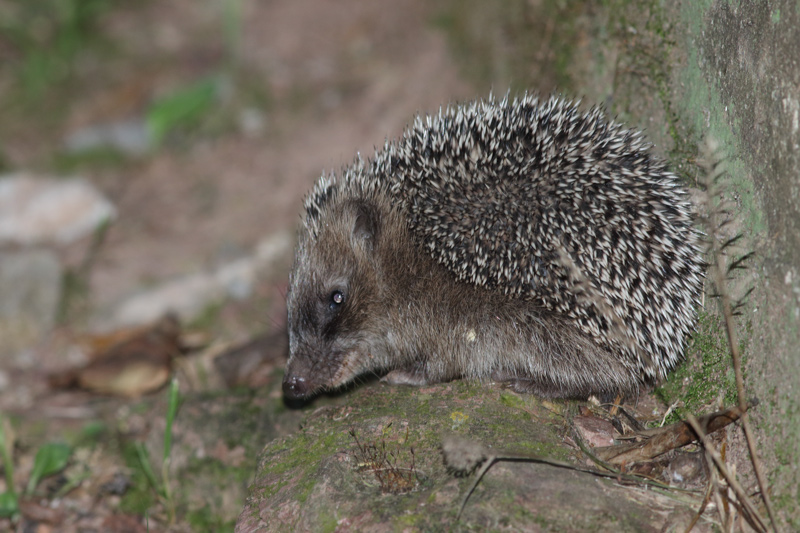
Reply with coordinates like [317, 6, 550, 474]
[282, 374, 309, 400]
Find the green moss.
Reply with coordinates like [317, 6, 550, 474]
[498, 391, 526, 410]
[674, 2, 765, 236]
[316, 509, 339, 533]
[655, 311, 741, 423]
[395, 512, 427, 528]
[510, 439, 568, 460]
[468, 393, 571, 463]
[253, 427, 347, 504]
[604, 2, 699, 165]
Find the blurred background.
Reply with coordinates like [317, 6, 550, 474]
[0, 0, 587, 342]
[1, 0, 798, 531]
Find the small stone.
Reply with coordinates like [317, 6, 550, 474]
[0, 173, 116, 246]
[101, 271, 225, 329]
[95, 231, 293, 329]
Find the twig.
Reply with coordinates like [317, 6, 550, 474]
[660, 401, 680, 427]
[442, 434, 696, 520]
[702, 142, 778, 532]
[684, 479, 714, 533]
[593, 402, 750, 465]
[685, 415, 767, 532]
[709, 463, 728, 530]
[711, 259, 777, 531]
[454, 455, 495, 520]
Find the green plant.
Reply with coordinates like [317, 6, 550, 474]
[25, 443, 71, 497]
[0, 416, 16, 518]
[135, 377, 181, 523]
[146, 79, 220, 146]
[0, 412, 73, 519]
[655, 310, 740, 424]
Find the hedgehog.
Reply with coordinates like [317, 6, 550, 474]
[282, 94, 704, 401]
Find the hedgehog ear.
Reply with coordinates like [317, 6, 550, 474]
[351, 202, 379, 250]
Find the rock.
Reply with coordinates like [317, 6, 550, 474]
[236, 382, 710, 532]
[0, 173, 116, 246]
[0, 249, 62, 360]
[95, 231, 293, 329]
[64, 118, 151, 157]
[215, 231, 294, 301]
[102, 271, 225, 328]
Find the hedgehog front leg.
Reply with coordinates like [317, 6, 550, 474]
[382, 369, 429, 386]
[490, 370, 576, 399]
[381, 359, 446, 386]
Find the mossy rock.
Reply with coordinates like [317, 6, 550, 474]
[237, 381, 702, 532]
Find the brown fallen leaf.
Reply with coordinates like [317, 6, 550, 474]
[49, 314, 183, 397]
[72, 323, 156, 362]
[573, 415, 618, 448]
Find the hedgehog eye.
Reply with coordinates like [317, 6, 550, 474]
[329, 290, 345, 309]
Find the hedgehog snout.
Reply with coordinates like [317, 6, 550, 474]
[282, 373, 311, 400]
[283, 348, 321, 400]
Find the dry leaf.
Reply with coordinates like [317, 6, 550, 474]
[49, 314, 182, 397]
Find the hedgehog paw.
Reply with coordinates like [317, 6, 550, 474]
[382, 368, 430, 386]
[493, 374, 569, 399]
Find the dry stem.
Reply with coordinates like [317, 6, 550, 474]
[701, 140, 778, 532]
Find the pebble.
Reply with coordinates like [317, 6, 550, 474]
[0, 173, 116, 246]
